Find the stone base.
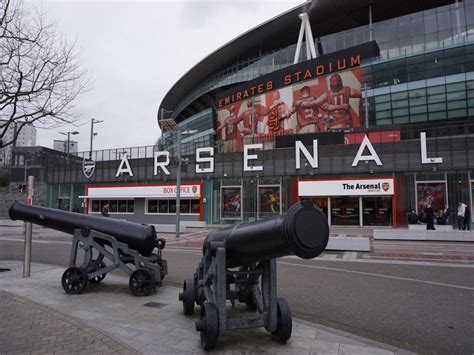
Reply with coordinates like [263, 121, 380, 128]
[408, 224, 453, 231]
[326, 236, 371, 251]
[374, 229, 474, 241]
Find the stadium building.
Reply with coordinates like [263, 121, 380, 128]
[9, 0, 474, 228]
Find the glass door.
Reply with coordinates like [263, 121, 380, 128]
[330, 196, 360, 226]
[363, 197, 393, 226]
[312, 197, 328, 220]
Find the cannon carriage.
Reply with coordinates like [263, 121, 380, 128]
[179, 201, 329, 349]
[9, 201, 167, 296]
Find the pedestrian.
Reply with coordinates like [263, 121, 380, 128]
[442, 204, 450, 225]
[101, 202, 110, 217]
[457, 202, 466, 230]
[425, 204, 435, 230]
[463, 205, 471, 231]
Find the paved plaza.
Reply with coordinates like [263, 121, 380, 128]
[0, 260, 407, 355]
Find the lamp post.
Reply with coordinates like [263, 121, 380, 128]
[89, 118, 103, 159]
[158, 110, 198, 238]
[175, 128, 198, 238]
[58, 130, 79, 156]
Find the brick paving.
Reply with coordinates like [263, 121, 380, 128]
[0, 290, 138, 355]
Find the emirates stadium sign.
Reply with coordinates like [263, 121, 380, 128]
[214, 41, 379, 153]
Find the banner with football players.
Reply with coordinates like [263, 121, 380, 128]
[216, 67, 366, 153]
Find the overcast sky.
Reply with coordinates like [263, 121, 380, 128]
[30, 0, 303, 151]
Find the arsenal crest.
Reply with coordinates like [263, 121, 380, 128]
[382, 182, 390, 191]
[82, 158, 96, 179]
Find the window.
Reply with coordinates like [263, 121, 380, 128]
[91, 200, 100, 213]
[159, 200, 169, 213]
[146, 199, 200, 214]
[191, 200, 200, 214]
[148, 200, 158, 213]
[180, 200, 190, 214]
[118, 200, 128, 213]
[90, 199, 134, 214]
[109, 200, 118, 213]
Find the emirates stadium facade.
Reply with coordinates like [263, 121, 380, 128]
[10, 0, 474, 229]
[156, 0, 474, 228]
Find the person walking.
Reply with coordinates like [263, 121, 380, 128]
[457, 202, 466, 230]
[463, 205, 471, 231]
[101, 202, 110, 217]
[426, 204, 435, 230]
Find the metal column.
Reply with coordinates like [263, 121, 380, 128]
[23, 176, 34, 278]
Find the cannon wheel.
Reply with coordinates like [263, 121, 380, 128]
[271, 298, 292, 343]
[89, 261, 107, 283]
[62, 267, 88, 294]
[179, 279, 195, 316]
[196, 302, 219, 350]
[129, 268, 155, 296]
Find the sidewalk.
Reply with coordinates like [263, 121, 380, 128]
[0, 260, 407, 355]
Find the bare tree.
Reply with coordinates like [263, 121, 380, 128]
[0, 0, 88, 148]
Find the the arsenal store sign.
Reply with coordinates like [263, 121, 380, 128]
[298, 178, 394, 197]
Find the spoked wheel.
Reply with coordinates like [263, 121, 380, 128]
[271, 298, 292, 343]
[178, 279, 195, 315]
[89, 261, 107, 283]
[129, 268, 155, 296]
[195, 302, 219, 350]
[62, 267, 88, 294]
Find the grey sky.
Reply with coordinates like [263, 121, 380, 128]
[32, 0, 303, 152]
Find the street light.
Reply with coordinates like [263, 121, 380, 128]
[175, 128, 198, 238]
[89, 118, 104, 159]
[58, 130, 79, 156]
[159, 111, 198, 238]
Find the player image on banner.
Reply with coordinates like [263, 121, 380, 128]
[259, 88, 294, 135]
[216, 104, 241, 153]
[258, 185, 281, 219]
[221, 187, 242, 219]
[416, 182, 447, 214]
[291, 79, 326, 134]
[321, 71, 363, 130]
[217, 99, 267, 153]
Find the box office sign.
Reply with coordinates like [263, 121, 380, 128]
[299, 178, 394, 197]
[86, 184, 201, 199]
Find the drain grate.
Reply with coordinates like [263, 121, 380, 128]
[0, 268, 11, 272]
[143, 301, 167, 309]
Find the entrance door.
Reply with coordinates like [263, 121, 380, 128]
[363, 197, 393, 226]
[330, 196, 359, 226]
[312, 197, 328, 220]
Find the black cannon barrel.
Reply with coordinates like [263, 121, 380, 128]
[204, 201, 329, 267]
[9, 201, 157, 256]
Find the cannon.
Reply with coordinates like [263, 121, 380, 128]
[9, 201, 167, 296]
[179, 201, 329, 349]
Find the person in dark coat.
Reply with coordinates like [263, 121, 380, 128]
[101, 203, 110, 217]
[425, 204, 435, 230]
[464, 205, 471, 231]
